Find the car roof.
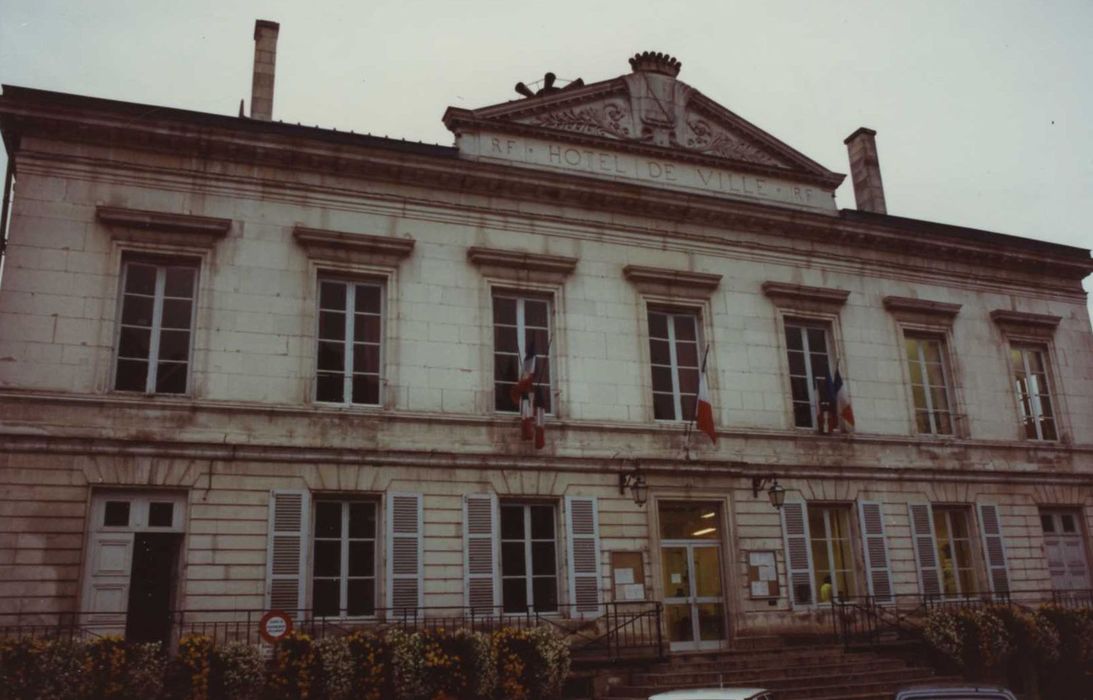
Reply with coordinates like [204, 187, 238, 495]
[648, 689, 770, 700]
[894, 685, 1017, 699]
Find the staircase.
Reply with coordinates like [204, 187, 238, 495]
[601, 641, 959, 700]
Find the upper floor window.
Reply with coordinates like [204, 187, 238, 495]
[1010, 344, 1057, 440]
[648, 309, 700, 421]
[493, 294, 552, 413]
[316, 279, 383, 405]
[114, 259, 197, 394]
[312, 499, 378, 617]
[784, 321, 832, 429]
[904, 334, 954, 435]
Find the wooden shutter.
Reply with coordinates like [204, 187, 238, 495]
[780, 500, 815, 607]
[857, 501, 893, 603]
[565, 496, 602, 617]
[908, 503, 942, 598]
[977, 504, 1010, 594]
[463, 493, 499, 613]
[266, 490, 310, 614]
[387, 492, 424, 612]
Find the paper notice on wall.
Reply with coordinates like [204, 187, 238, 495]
[751, 581, 770, 598]
[671, 573, 682, 584]
[614, 568, 634, 585]
[623, 583, 646, 600]
[750, 551, 777, 581]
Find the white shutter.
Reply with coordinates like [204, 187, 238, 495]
[857, 501, 893, 603]
[977, 504, 1010, 594]
[266, 490, 310, 614]
[387, 492, 423, 612]
[565, 496, 602, 617]
[780, 500, 815, 607]
[463, 493, 499, 613]
[908, 503, 942, 598]
[1062, 537, 1090, 589]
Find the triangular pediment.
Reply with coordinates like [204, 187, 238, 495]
[444, 53, 843, 186]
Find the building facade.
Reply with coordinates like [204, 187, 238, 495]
[1, 27, 1091, 653]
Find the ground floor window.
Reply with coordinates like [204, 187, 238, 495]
[312, 500, 377, 617]
[933, 506, 977, 597]
[808, 505, 856, 602]
[1041, 509, 1091, 591]
[500, 503, 558, 613]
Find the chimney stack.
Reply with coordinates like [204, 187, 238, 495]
[844, 127, 887, 214]
[250, 20, 280, 121]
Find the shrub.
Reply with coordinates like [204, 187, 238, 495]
[342, 631, 393, 700]
[81, 637, 164, 700]
[266, 632, 321, 700]
[215, 641, 263, 700]
[491, 627, 569, 700]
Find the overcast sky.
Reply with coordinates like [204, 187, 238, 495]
[1, 0, 1090, 307]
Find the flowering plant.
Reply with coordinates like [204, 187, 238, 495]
[266, 631, 320, 700]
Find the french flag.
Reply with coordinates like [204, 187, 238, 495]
[509, 339, 537, 406]
[533, 386, 546, 449]
[832, 369, 855, 432]
[695, 363, 717, 444]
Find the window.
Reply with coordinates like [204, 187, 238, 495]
[493, 294, 552, 413]
[1010, 345, 1057, 440]
[648, 309, 700, 421]
[1040, 510, 1090, 591]
[808, 505, 856, 602]
[904, 334, 954, 435]
[500, 503, 558, 613]
[784, 321, 832, 428]
[312, 500, 377, 617]
[316, 279, 383, 405]
[933, 507, 977, 597]
[114, 260, 197, 394]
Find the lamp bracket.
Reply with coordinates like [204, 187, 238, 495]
[752, 476, 771, 498]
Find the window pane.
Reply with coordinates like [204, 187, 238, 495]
[787, 351, 806, 377]
[915, 412, 932, 434]
[1026, 350, 1045, 373]
[784, 324, 803, 351]
[351, 375, 379, 405]
[673, 315, 696, 341]
[922, 340, 942, 364]
[502, 578, 527, 613]
[320, 281, 346, 310]
[930, 386, 951, 413]
[319, 311, 345, 340]
[148, 502, 173, 527]
[649, 339, 671, 365]
[160, 299, 192, 330]
[500, 506, 524, 539]
[158, 330, 190, 362]
[648, 312, 668, 338]
[653, 393, 676, 420]
[155, 362, 188, 394]
[934, 411, 953, 435]
[315, 503, 342, 537]
[494, 326, 518, 353]
[530, 506, 554, 540]
[114, 360, 148, 391]
[675, 342, 698, 368]
[125, 264, 157, 295]
[314, 540, 341, 577]
[164, 267, 195, 298]
[104, 501, 130, 527]
[118, 327, 152, 359]
[492, 297, 516, 325]
[925, 362, 946, 388]
[811, 354, 830, 379]
[911, 385, 928, 412]
[354, 285, 381, 314]
[680, 394, 697, 421]
[121, 295, 155, 326]
[494, 354, 519, 384]
[524, 300, 548, 328]
[1040, 514, 1055, 533]
[349, 503, 376, 538]
[347, 579, 375, 616]
[650, 366, 674, 393]
[678, 369, 698, 395]
[312, 579, 339, 617]
[793, 403, 813, 428]
[1061, 514, 1076, 533]
[348, 542, 375, 576]
[316, 373, 344, 403]
[353, 344, 381, 373]
[532, 577, 558, 612]
[1040, 418, 1057, 441]
[317, 342, 345, 372]
[355, 315, 381, 343]
[790, 377, 810, 403]
[495, 384, 517, 412]
[531, 542, 556, 575]
[501, 542, 526, 575]
[806, 328, 826, 353]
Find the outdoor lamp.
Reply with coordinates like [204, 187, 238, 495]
[752, 475, 786, 510]
[619, 468, 649, 507]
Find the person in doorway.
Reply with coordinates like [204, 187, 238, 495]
[819, 575, 833, 603]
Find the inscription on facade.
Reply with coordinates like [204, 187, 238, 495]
[463, 132, 835, 213]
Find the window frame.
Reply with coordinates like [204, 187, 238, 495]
[902, 332, 957, 436]
[313, 276, 386, 407]
[1039, 508, 1092, 591]
[499, 501, 561, 615]
[931, 505, 980, 598]
[807, 503, 858, 602]
[782, 318, 836, 430]
[1008, 342, 1058, 441]
[111, 255, 200, 396]
[491, 290, 556, 416]
[645, 304, 705, 423]
[310, 498, 380, 619]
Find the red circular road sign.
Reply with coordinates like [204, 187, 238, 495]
[259, 610, 293, 644]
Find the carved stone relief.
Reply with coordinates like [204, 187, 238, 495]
[520, 99, 633, 139]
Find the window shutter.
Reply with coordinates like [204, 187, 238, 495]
[266, 490, 310, 614]
[780, 500, 815, 607]
[565, 496, 602, 617]
[463, 493, 499, 613]
[977, 504, 1010, 594]
[857, 501, 893, 603]
[908, 503, 942, 598]
[1063, 538, 1090, 589]
[387, 492, 424, 613]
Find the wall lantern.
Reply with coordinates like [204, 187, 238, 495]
[752, 475, 786, 510]
[619, 468, 649, 507]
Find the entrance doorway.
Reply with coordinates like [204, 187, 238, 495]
[82, 492, 186, 645]
[658, 501, 726, 651]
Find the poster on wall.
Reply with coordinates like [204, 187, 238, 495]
[747, 550, 779, 599]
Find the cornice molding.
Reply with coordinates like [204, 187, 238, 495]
[466, 246, 578, 284]
[762, 281, 850, 314]
[96, 205, 230, 248]
[883, 296, 962, 326]
[990, 309, 1062, 338]
[293, 226, 415, 266]
[623, 265, 722, 300]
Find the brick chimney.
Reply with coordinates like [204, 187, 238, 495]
[250, 20, 280, 121]
[844, 127, 887, 214]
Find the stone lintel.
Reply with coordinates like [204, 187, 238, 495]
[293, 227, 415, 265]
[624, 265, 722, 300]
[96, 206, 231, 248]
[762, 281, 849, 313]
[467, 246, 578, 283]
[990, 309, 1062, 338]
[883, 296, 962, 324]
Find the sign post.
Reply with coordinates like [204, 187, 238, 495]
[259, 610, 293, 644]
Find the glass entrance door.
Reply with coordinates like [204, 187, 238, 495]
[662, 543, 724, 650]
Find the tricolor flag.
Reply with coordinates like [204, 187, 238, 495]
[832, 369, 855, 432]
[533, 386, 546, 450]
[695, 349, 717, 444]
[520, 392, 535, 441]
[509, 339, 537, 406]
